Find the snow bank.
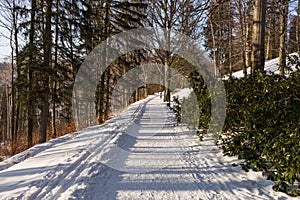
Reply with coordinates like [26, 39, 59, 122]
[224, 52, 299, 79]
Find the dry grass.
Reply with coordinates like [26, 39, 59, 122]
[47, 122, 76, 139]
[0, 135, 30, 158]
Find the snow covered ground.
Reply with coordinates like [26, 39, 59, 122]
[224, 52, 299, 79]
[0, 91, 296, 199]
[171, 88, 193, 100]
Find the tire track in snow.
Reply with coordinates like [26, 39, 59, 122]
[24, 100, 149, 200]
[1, 94, 294, 200]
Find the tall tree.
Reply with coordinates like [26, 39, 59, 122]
[289, 15, 300, 53]
[39, 0, 52, 143]
[148, 0, 205, 101]
[0, 0, 22, 141]
[265, 0, 279, 60]
[94, 0, 147, 123]
[251, 0, 266, 73]
[288, 1, 300, 53]
[278, 0, 289, 75]
[298, 0, 300, 51]
[244, 0, 252, 76]
[27, 0, 37, 147]
[204, 0, 239, 76]
[51, 0, 59, 138]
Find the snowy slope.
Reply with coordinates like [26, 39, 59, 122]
[0, 92, 296, 199]
[225, 53, 299, 79]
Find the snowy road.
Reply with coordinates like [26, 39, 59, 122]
[0, 94, 295, 199]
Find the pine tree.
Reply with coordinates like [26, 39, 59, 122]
[27, 0, 37, 147]
[93, 0, 147, 124]
[39, 0, 52, 143]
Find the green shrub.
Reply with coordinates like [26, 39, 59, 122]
[221, 72, 300, 196]
[183, 67, 300, 196]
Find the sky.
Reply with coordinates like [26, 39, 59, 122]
[0, 25, 11, 62]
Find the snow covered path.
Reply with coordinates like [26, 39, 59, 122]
[0, 94, 295, 199]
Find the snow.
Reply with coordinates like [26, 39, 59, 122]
[0, 92, 296, 199]
[171, 88, 193, 100]
[224, 53, 299, 79]
[164, 88, 194, 110]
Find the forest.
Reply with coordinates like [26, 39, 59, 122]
[0, 0, 299, 196]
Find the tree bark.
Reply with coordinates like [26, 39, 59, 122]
[266, 0, 276, 60]
[266, 24, 271, 60]
[238, 0, 246, 77]
[104, 0, 111, 120]
[209, 19, 218, 77]
[39, 0, 52, 143]
[14, 1, 20, 140]
[52, 0, 59, 138]
[297, 0, 300, 50]
[245, 12, 252, 74]
[10, 0, 17, 142]
[27, 0, 37, 147]
[163, 0, 171, 103]
[251, 0, 266, 74]
[228, 0, 233, 77]
[279, 0, 288, 75]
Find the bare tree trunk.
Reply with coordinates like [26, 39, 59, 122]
[52, 0, 59, 138]
[279, 0, 288, 75]
[245, 4, 252, 75]
[7, 85, 11, 140]
[14, 3, 20, 139]
[266, 0, 275, 60]
[10, 41, 15, 142]
[237, 0, 247, 77]
[228, 0, 233, 77]
[266, 24, 271, 60]
[163, 12, 171, 103]
[209, 19, 218, 77]
[1, 87, 8, 141]
[297, 0, 300, 51]
[27, 0, 37, 147]
[5, 86, 9, 140]
[105, 69, 111, 120]
[39, 0, 52, 143]
[143, 63, 148, 98]
[251, 0, 266, 74]
[69, 17, 78, 128]
[104, 0, 111, 120]
[10, 0, 16, 142]
[164, 56, 170, 102]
